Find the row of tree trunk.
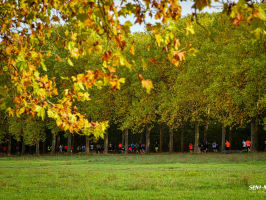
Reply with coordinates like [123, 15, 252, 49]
[6, 119, 259, 155]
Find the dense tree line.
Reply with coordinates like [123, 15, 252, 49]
[0, 13, 265, 155]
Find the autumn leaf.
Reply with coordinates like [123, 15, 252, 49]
[142, 58, 148, 70]
[149, 58, 157, 63]
[174, 39, 180, 50]
[102, 50, 112, 62]
[67, 58, 74, 66]
[147, 44, 151, 51]
[71, 32, 77, 41]
[129, 44, 135, 55]
[141, 79, 154, 94]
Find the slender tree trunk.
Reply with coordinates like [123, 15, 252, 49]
[146, 127, 150, 154]
[121, 131, 125, 146]
[72, 134, 75, 153]
[140, 131, 144, 144]
[124, 129, 128, 154]
[160, 125, 163, 152]
[67, 134, 72, 153]
[169, 127, 174, 153]
[52, 134, 56, 153]
[181, 126, 184, 153]
[229, 127, 232, 150]
[221, 124, 226, 152]
[42, 141, 46, 154]
[16, 142, 20, 155]
[56, 135, 60, 151]
[36, 141, 40, 155]
[86, 136, 90, 153]
[21, 139, 25, 155]
[104, 132, 108, 154]
[251, 118, 258, 152]
[8, 135, 11, 156]
[194, 122, 199, 153]
[204, 121, 209, 143]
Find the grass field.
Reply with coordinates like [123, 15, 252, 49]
[0, 153, 265, 200]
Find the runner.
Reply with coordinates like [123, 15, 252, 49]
[225, 141, 230, 150]
[242, 140, 247, 152]
[246, 139, 251, 152]
[189, 143, 193, 153]
[212, 142, 217, 152]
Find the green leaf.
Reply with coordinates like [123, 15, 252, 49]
[67, 58, 74, 66]
[41, 62, 47, 71]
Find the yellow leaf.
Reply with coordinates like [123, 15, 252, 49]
[141, 79, 154, 94]
[142, 58, 148, 70]
[186, 23, 195, 35]
[71, 32, 77, 41]
[67, 58, 74, 66]
[174, 39, 180, 50]
[155, 33, 162, 46]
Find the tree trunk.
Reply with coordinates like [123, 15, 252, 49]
[121, 131, 125, 146]
[21, 139, 25, 155]
[181, 126, 184, 153]
[146, 127, 150, 154]
[42, 141, 46, 154]
[169, 127, 174, 153]
[52, 134, 56, 153]
[8, 135, 11, 156]
[36, 142, 40, 155]
[203, 121, 209, 143]
[229, 127, 232, 150]
[251, 118, 258, 152]
[140, 131, 144, 143]
[194, 122, 199, 153]
[160, 125, 163, 152]
[124, 129, 128, 154]
[104, 132, 108, 154]
[72, 135, 75, 153]
[86, 136, 90, 153]
[221, 124, 226, 152]
[67, 134, 72, 153]
[16, 142, 20, 155]
[56, 135, 60, 151]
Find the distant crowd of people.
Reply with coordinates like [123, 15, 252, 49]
[188, 139, 261, 152]
[188, 141, 219, 153]
[46, 143, 150, 154]
[1, 140, 266, 154]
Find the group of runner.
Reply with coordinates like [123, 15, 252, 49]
[241, 139, 251, 152]
[188, 139, 253, 152]
[47, 145, 70, 153]
[2, 139, 265, 154]
[110, 143, 147, 153]
[189, 141, 218, 153]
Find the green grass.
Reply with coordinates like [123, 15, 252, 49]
[0, 153, 265, 200]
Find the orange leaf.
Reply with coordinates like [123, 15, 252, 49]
[138, 73, 144, 81]
[147, 44, 151, 52]
[149, 58, 157, 63]
[129, 44, 135, 55]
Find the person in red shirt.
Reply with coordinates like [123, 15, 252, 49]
[189, 143, 193, 153]
[225, 141, 230, 150]
[64, 145, 68, 152]
[246, 140, 251, 152]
